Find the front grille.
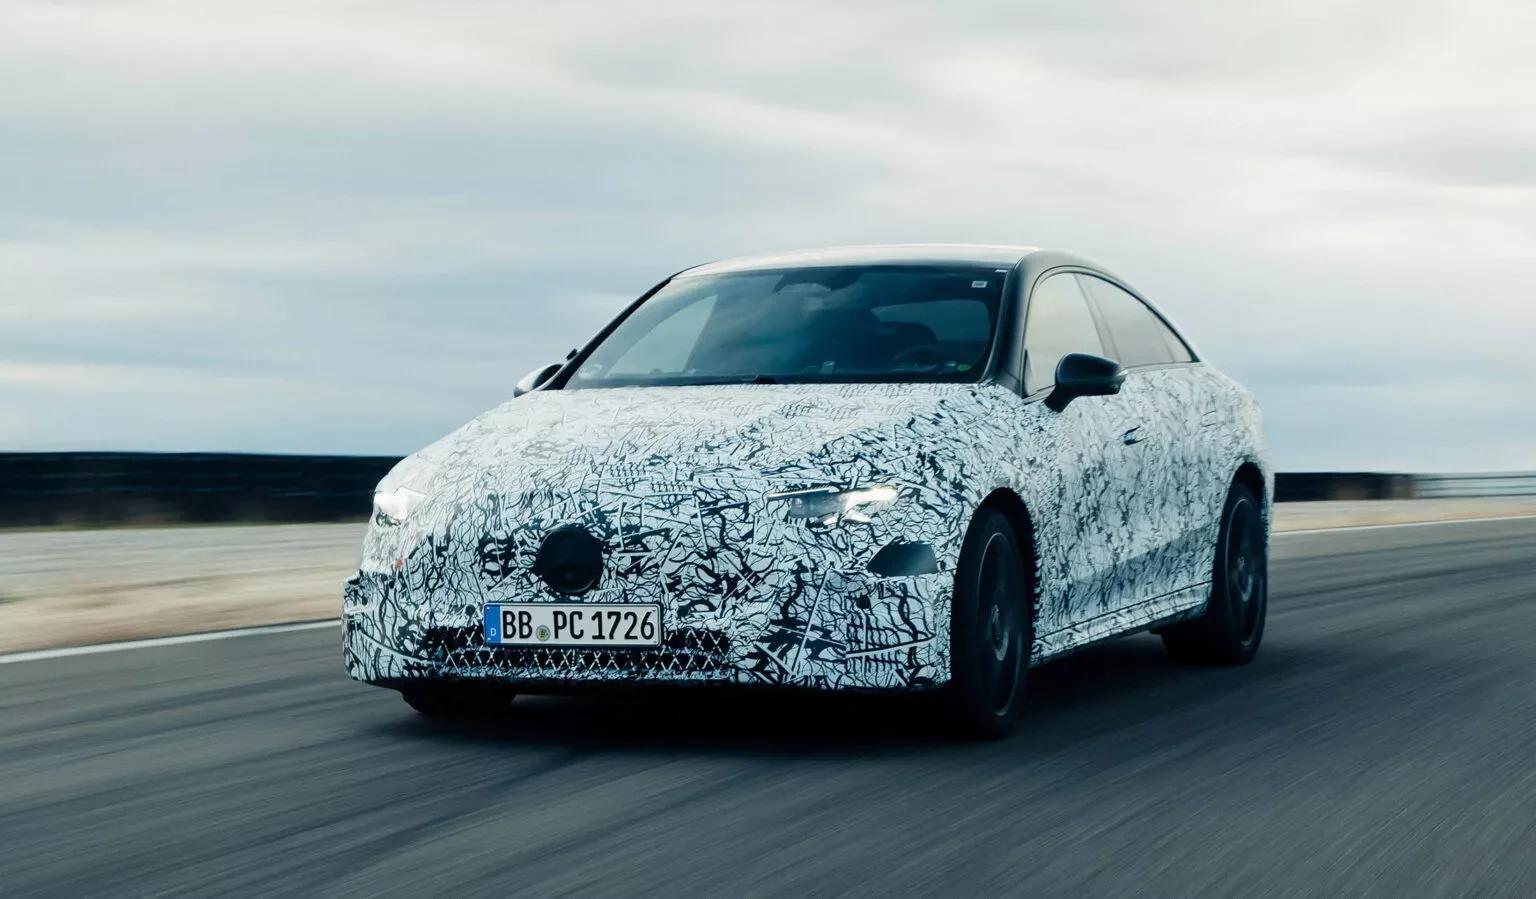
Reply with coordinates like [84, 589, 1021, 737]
[421, 625, 733, 678]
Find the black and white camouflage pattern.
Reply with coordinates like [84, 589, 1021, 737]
[344, 366, 1268, 691]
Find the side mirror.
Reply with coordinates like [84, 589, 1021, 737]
[1045, 353, 1125, 412]
[513, 362, 563, 398]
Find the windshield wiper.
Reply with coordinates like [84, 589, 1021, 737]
[751, 375, 779, 384]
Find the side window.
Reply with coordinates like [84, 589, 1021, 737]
[1023, 274, 1104, 395]
[1153, 317, 1194, 363]
[1079, 276, 1192, 367]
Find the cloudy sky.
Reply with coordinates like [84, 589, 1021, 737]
[2, 0, 1534, 471]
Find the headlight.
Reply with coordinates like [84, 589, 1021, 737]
[373, 486, 428, 527]
[766, 485, 899, 526]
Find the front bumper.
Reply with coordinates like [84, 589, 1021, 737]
[343, 565, 952, 692]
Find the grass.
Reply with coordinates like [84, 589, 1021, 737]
[0, 590, 25, 606]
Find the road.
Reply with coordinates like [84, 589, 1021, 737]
[2, 518, 1534, 897]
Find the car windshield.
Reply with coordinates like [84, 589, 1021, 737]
[564, 265, 1006, 389]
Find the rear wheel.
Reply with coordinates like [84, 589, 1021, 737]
[945, 509, 1031, 740]
[1162, 482, 1267, 665]
[400, 684, 516, 718]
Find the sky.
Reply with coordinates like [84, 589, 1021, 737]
[2, 0, 1534, 471]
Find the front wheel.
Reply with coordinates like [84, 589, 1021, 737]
[945, 508, 1031, 740]
[1162, 482, 1267, 665]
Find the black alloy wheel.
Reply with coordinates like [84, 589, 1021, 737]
[947, 508, 1031, 740]
[1162, 482, 1267, 665]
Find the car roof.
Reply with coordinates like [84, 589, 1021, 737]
[679, 244, 1042, 277]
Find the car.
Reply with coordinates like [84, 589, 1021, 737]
[344, 244, 1270, 738]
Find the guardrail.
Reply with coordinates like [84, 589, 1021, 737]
[0, 453, 1530, 528]
[1416, 473, 1536, 498]
[0, 453, 399, 528]
[1271, 472, 1418, 502]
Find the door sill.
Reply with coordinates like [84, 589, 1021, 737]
[1033, 582, 1210, 664]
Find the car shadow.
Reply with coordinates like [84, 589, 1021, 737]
[373, 634, 1316, 758]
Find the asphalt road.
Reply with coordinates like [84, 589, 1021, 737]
[3, 518, 1534, 898]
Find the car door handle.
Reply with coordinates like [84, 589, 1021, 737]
[1122, 426, 1144, 445]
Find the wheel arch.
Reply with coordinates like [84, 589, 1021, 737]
[976, 488, 1041, 650]
[1233, 461, 1267, 525]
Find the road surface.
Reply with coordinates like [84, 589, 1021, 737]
[3, 518, 1534, 897]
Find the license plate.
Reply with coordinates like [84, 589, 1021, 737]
[483, 603, 661, 647]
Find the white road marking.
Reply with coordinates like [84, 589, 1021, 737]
[1276, 513, 1536, 537]
[0, 620, 338, 665]
[2, 514, 1533, 666]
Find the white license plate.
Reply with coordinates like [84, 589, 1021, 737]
[483, 603, 661, 647]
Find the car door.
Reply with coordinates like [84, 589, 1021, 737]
[1078, 274, 1211, 598]
[1014, 272, 1146, 638]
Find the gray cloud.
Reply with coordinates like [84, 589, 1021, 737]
[1329, 110, 1536, 187]
[1, 0, 1533, 468]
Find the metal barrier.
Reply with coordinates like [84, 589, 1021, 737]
[0, 453, 1530, 527]
[1416, 473, 1536, 498]
[0, 452, 400, 528]
[1273, 472, 1418, 502]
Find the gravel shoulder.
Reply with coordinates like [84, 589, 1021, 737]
[1, 498, 1532, 654]
[0, 524, 366, 654]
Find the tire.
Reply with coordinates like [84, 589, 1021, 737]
[1162, 482, 1267, 665]
[945, 508, 1032, 740]
[401, 683, 516, 718]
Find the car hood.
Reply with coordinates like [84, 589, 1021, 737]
[385, 382, 993, 502]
